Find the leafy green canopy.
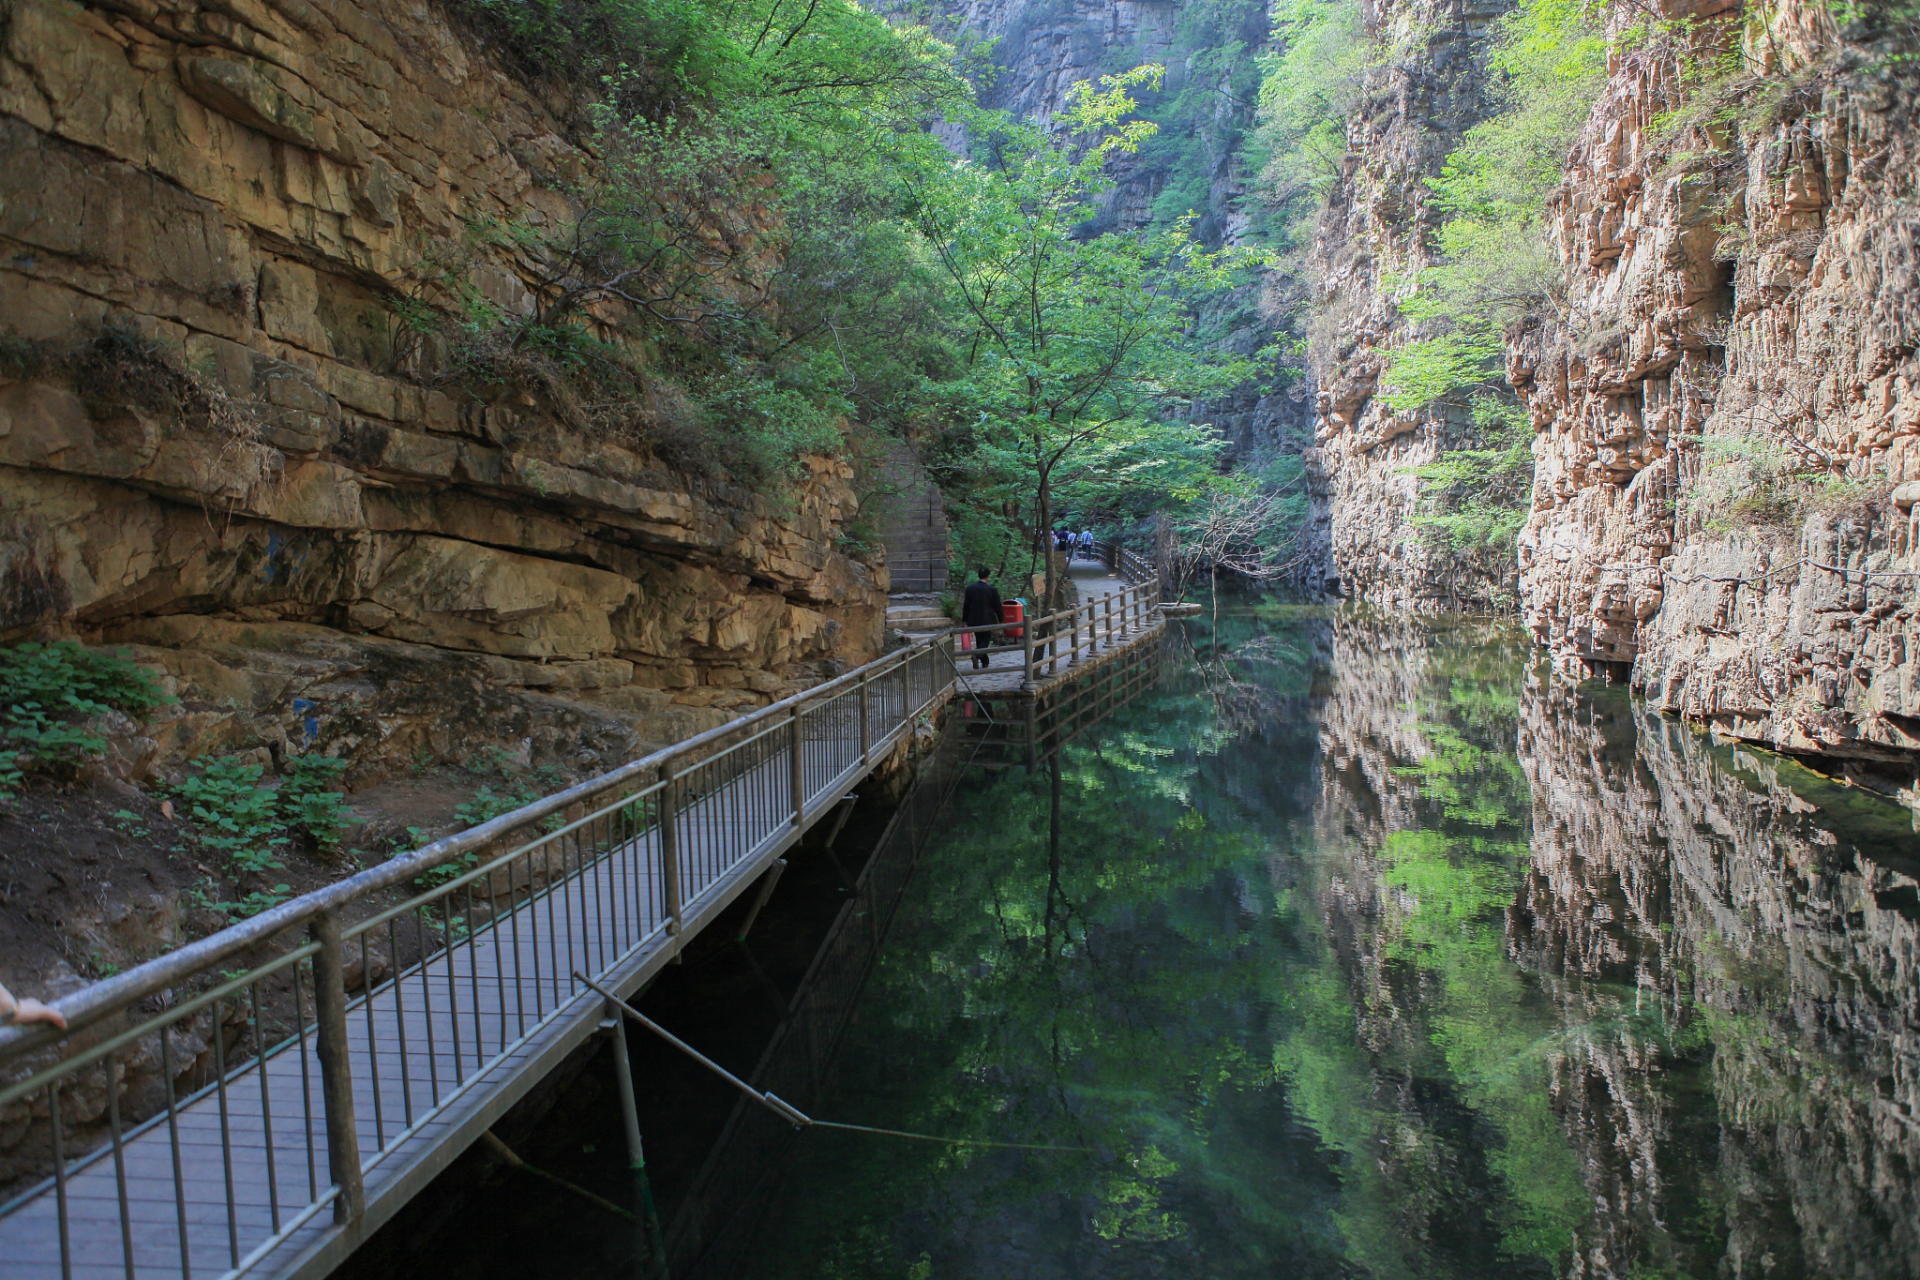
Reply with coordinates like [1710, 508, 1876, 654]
[421, 0, 976, 485]
[1250, 0, 1369, 257]
[913, 70, 1262, 594]
[1380, 0, 1609, 413]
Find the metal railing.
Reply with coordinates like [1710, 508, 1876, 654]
[1096, 540, 1156, 586]
[960, 630, 1167, 772]
[0, 635, 957, 1280]
[1009, 576, 1161, 688]
[945, 543, 1160, 691]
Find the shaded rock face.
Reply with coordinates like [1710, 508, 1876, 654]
[1304, 0, 1517, 608]
[0, 0, 884, 780]
[1509, 0, 1920, 776]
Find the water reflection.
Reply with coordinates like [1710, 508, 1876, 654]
[734, 603, 1920, 1280]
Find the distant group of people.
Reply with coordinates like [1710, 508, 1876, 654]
[1051, 528, 1097, 558]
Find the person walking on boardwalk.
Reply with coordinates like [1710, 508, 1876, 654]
[961, 566, 1004, 669]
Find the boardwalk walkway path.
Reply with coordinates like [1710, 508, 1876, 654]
[955, 556, 1163, 699]
[0, 543, 1167, 1280]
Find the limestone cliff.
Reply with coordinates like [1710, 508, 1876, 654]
[1512, 0, 1920, 786]
[1299, 0, 1920, 781]
[0, 0, 885, 784]
[1301, 0, 1517, 610]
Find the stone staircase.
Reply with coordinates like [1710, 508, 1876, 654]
[873, 440, 948, 593]
[887, 596, 950, 636]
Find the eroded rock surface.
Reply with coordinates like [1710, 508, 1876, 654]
[1509, 0, 1920, 777]
[1304, 0, 1518, 609]
[0, 0, 885, 779]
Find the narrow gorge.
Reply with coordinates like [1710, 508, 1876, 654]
[1, 0, 1918, 1276]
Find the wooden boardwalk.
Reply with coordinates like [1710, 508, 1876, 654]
[956, 561, 1166, 700]
[0, 653, 950, 1280]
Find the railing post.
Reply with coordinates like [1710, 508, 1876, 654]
[1022, 619, 1035, 692]
[789, 705, 804, 826]
[660, 769, 681, 936]
[309, 910, 365, 1224]
[858, 672, 870, 765]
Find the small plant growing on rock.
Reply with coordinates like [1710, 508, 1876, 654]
[280, 755, 351, 855]
[170, 758, 289, 877]
[166, 752, 352, 921]
[0, 641, 170, 801]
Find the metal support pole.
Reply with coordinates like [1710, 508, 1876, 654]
[737, 859, 788, 940]
[604, 1000, 646, 1170]
[858, 672, 871, 764]
[820, 795, 859, 890]
[660, 770, 681, 937]
[789, 706, 805, 826]
[309, 911, 364, 1224]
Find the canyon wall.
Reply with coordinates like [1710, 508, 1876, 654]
[1303, 0, 1517, 609]
[0, 0, 884, 785]
[1306, 0, 1920, 779]
[1514, 0, 1920, 785]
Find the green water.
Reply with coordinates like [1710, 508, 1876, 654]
[737, 603, 1920, 1280]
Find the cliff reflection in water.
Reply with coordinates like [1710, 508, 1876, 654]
[735, 604, 1920, 1280]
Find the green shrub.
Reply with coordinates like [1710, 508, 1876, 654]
[1252, 0, 1369, 253]
[0, 642, 169, 800]
[1407, 393, 1535, 570]
[1381, 0, 1612, 411]
[166, 752, 351, 921]
[170, 758, 287, 876]
[280, 755, 350, 854]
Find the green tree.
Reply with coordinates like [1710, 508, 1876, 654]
[914, 68, 1257, 605]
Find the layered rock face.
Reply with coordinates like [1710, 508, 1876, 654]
[1512, 0, 1920, 777]
[0, 0, 884, 782]
[1304, 0, 1516, 608]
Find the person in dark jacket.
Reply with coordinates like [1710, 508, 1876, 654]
[960, 566, 1004, 669]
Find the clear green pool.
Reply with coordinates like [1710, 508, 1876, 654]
[736, 602, 1920, 1280]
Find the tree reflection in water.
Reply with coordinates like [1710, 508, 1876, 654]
[736, 601, 1920, 1280]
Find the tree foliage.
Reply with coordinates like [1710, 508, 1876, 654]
[913, 70, 1260, 598]
[1378, 0, 1609, 413]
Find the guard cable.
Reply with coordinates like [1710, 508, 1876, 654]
[575, 974, 1089, 1153]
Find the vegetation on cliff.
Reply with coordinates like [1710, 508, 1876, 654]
[428, 0, 1267, 587]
